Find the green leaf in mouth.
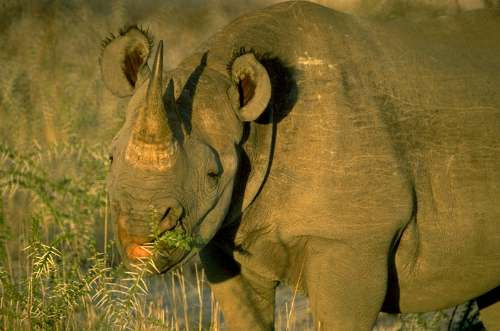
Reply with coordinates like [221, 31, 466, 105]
[152, 228, 204, 252]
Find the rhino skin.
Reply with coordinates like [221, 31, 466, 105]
[100, 1, 500, 330]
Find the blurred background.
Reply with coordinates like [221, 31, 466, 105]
[0, 0, 494, 329]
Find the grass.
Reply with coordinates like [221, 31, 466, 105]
[0, 142, 226, 330]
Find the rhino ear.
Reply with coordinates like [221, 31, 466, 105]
[100, 26, 153, 97]
[230, 53, 271, 122]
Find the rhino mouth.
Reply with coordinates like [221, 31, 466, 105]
[117, 211, 192, 272]
[124, 219, 183, 258]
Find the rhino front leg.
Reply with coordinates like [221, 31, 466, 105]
[304, 238, 389, 330]
[200, 241, 278, 331]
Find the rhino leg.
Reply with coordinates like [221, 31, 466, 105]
[304, 237, 389, 330]
[480, 303, 500, 331]
[199, 241, 278, 331]
[478, 287, 500, 331]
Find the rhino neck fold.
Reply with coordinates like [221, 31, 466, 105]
[224, 107, 275, 227]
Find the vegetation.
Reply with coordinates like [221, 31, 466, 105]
[0, 142, 224, 330]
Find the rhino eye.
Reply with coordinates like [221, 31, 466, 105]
[207, 166, 222, 186]
[206, 171, 220, 188]
[109, 155, 114, 164]
[205, 147, 222, 184]
[207, 171, 220, 179]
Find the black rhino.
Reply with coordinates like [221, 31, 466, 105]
[100, 1, 500, 330]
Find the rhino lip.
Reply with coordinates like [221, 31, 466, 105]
[133, 220, 183, 251]
[119, 214, 186, 262]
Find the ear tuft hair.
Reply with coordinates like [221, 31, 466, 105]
[120, 25, 154, 51]
[100, 24, 154, 54]
[227, 47, 259, 76]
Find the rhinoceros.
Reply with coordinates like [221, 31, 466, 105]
[99, 1, 500, 329]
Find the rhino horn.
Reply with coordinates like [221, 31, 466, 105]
[147, 40, 164, 111]
[125, 41, 178, 171]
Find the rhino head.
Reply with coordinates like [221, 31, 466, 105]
[100, 26, 271, 272]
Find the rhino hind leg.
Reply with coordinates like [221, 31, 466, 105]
[477, 286, 500, 331]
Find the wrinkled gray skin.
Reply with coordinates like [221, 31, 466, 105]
[100, 2, 500, 330]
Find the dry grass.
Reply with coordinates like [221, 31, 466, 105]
[0, 142, 225, 330]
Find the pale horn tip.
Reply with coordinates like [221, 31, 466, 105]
[147, 40, 164, 107]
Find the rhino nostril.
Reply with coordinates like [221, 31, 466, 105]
[156, 204, 183, 235]
[160, 207, 171, 222]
